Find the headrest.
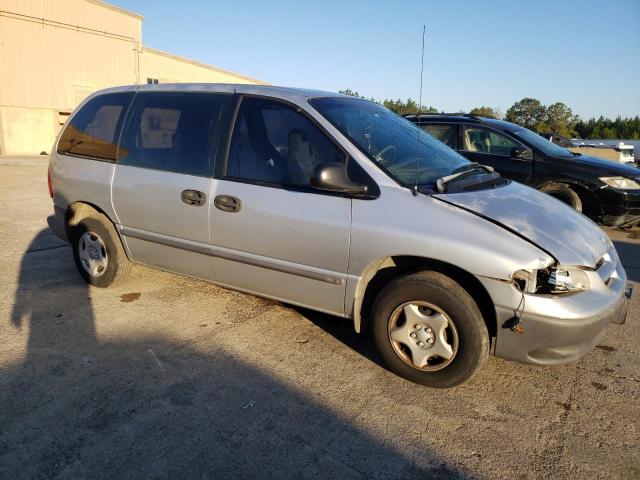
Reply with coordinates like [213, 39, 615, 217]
[288, 129, 309, 143]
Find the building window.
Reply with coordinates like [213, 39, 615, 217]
[58, 111, 71, 127]
[146, 78, 159, 84]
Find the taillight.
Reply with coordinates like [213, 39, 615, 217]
[47, 166, 54, 198]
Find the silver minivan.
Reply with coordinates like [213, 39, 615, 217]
[48, 84, 632, 387]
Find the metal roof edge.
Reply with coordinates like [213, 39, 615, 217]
[85, 0, 144, 20]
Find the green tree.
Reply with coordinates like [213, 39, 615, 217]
[574, 115, 640, 139]
[598, 127, 617, 139]
[383, 98, 437, 115]
[342, 89, 640, 139]
[505, 98, 546, 131]
[339, 89, 362, 98]
[469, 106, 500, 118]
[338, 89, 376, 102]
[544, 102, 578, 137]
[339, 89, 438, 115]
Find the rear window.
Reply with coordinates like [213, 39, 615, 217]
[57, 92, 134, 162]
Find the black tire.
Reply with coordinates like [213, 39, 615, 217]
[371, 271, 489, 388]
[540, 183, 582, 212]
[70, 214, 131, 288]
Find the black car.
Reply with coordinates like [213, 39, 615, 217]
[405, 114, 640, 227]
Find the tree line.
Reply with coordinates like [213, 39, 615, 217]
[339, 90, 639, 140]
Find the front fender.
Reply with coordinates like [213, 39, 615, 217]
[346, 186, 555, 332]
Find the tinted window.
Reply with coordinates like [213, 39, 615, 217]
[422, 124, 457, 148]
[119, 93, 226, 177]
[462, 126, 519, 155]
[511, 127, 574, 158]
[57, 92, 133, 162]
[227, 97, 345, 187]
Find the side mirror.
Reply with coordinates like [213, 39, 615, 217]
[310, 163, 368, 195]
[511, 146, 529, 159]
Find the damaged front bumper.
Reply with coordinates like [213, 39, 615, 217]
[478, 245, 632, 366]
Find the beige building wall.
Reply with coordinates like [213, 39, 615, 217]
[140, 47, 266, 86]
[0, 0, 142, 154]
[0, 107, 60, 155]
[0, 0, 264, 155]
[0, 0, 142, 41]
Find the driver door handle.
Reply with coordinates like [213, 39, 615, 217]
[214, 195, 242, 213]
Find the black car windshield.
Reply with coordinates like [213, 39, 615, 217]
[309, 97, 470, 187]
[510, 127, 574, 158]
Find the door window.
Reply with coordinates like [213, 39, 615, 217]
[462, 126, 519, 156]
[57, 92, 134, 162]
[422, 123, 457, 148]
[226, 97, 345, 187]
[118, 93, 227, 177]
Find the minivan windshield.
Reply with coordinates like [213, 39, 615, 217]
[510, 127, 575, 158]
[310, 97, 470, 187]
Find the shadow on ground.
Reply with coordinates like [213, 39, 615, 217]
[0, 230, 466, 479]
[294, 307, 387, 371]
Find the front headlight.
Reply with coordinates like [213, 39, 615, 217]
[545, 266, 589, 292]
[513, 265, 589, 294]
[599, 176, 640, 190]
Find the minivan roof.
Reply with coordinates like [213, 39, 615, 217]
[94, 83, 345, 102]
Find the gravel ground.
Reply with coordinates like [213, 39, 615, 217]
[1, 157, 638, 479]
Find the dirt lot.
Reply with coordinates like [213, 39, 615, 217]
[1, 157, 638, 479]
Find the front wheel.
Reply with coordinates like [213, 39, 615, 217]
[371, 271, 489, 388]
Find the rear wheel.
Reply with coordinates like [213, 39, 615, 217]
[70, 215, 131, 287]
[371, 271, 489, 388]
[540, 183, 582, 212]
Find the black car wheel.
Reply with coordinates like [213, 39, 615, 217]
[540, 183, 582, 212]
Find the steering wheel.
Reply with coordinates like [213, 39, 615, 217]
[374, 145, 397, 166]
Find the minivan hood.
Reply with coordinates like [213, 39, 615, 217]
[433, 182, 610, 268]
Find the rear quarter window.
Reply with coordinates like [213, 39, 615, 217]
[57, 92, 134, 162]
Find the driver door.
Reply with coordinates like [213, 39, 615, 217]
[209, 96, 351, 315]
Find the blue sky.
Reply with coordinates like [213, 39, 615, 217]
[117, 0, 640, 119]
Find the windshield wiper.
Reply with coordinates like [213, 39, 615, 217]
[436, 163, 495, 193]
[450, 162, 483, 175]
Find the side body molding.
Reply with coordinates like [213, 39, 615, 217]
[119, 226, 346, 286]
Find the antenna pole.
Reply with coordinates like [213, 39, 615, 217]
[414, 25, 426, 197]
